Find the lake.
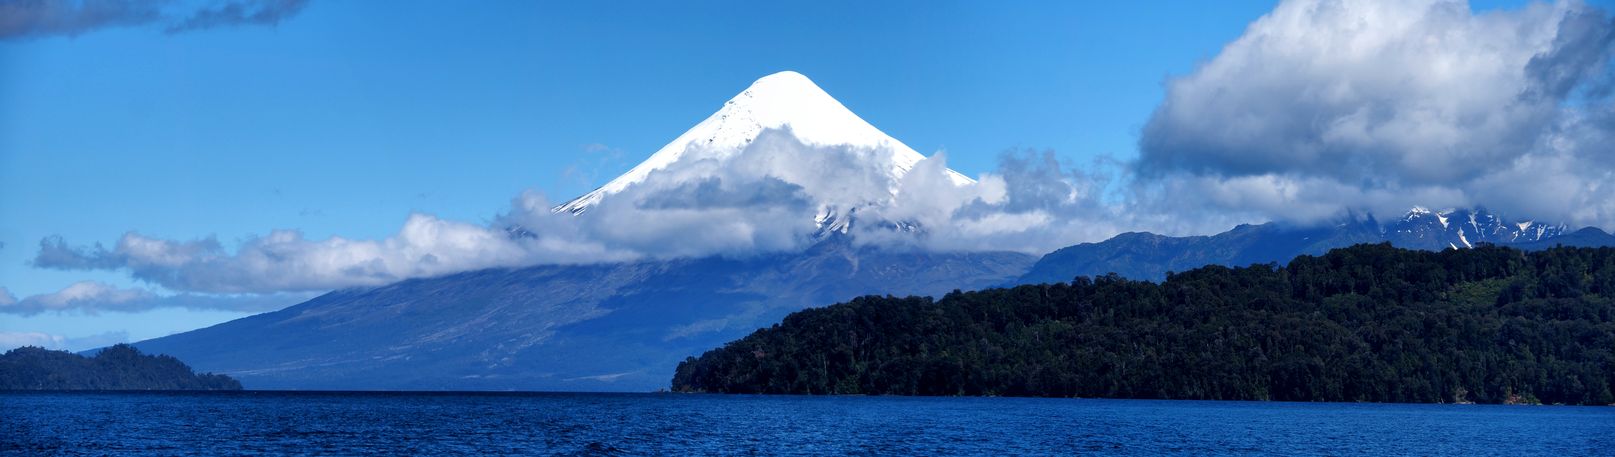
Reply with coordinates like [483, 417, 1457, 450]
[2, 392, 1611, 455]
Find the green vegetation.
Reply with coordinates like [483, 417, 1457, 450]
[673, 244, 1615, 405]
[0, 344, 241, 391]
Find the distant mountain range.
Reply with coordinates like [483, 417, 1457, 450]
[1016, 207, 1612, 285]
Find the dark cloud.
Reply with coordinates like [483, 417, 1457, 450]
[164, 0, 306, 34]
[1524, 8, 1615, 101]
[0, 0, 309, 41]
[32, 235, 124, 270]
[0, 0, 163, 40]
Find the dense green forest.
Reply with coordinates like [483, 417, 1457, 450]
[673, 244, 1615, 405]
[0, 344, 241, 390]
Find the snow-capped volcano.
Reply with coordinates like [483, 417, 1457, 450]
[554, 71, 973, 232]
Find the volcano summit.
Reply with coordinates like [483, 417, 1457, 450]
[554, 71, 974, 234]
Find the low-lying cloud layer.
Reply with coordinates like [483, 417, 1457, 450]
[32, 214, 566, 294]
[855, 149, 1127, 254]
[0, 0, 309, 40]
[26, 0, 1615, 298]
[31, 129, 1129, 294]
[0, 281, 310, 315]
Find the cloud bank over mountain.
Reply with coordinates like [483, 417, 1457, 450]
[28, 0, 1615, 296]
[29, 129, 1114, 293]
[31, 71, 1124, 293]
[1135, 0, 1615, 227]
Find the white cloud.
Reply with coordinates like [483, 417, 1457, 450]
[1136, 0, 1615, 228]
[28, 281, 151, 310]
[30, 129, 898, 293]
[0, 281, 309, 315]
[549, 128, 898, 257]
[32, 213, 626, 294]
[855, 149, 1132, 254]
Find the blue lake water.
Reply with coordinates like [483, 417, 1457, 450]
[2, 392, 1611, 456]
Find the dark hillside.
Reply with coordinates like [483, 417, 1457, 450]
[675, 244, 1615, 405]
[0, 344, 241, 391]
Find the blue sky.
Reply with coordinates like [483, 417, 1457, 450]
[0, 3, 1273, 297]
[2, 0, 1611, 347]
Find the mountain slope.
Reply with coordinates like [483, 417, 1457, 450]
[131, 71, 1030, 391]
[135, 239, 1032, 390]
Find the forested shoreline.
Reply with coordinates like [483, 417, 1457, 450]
[673, 244, 1615, 405]
[0, 344, 241, 391]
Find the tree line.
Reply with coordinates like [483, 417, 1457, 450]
[673, 244, 1615, 405]
[0, 344, 241, 390]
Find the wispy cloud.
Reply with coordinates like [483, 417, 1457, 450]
[563, 371, 638, 383]
[0, 281, 311, 315]
[30, 213, 621, 294]
[164, 0, 306, 34]
[0, 0, 164, 40]
[0, 0, 310, 41]
[561, 143, 630, 190]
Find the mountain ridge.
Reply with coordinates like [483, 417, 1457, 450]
[1017, 207, 1609, 284]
